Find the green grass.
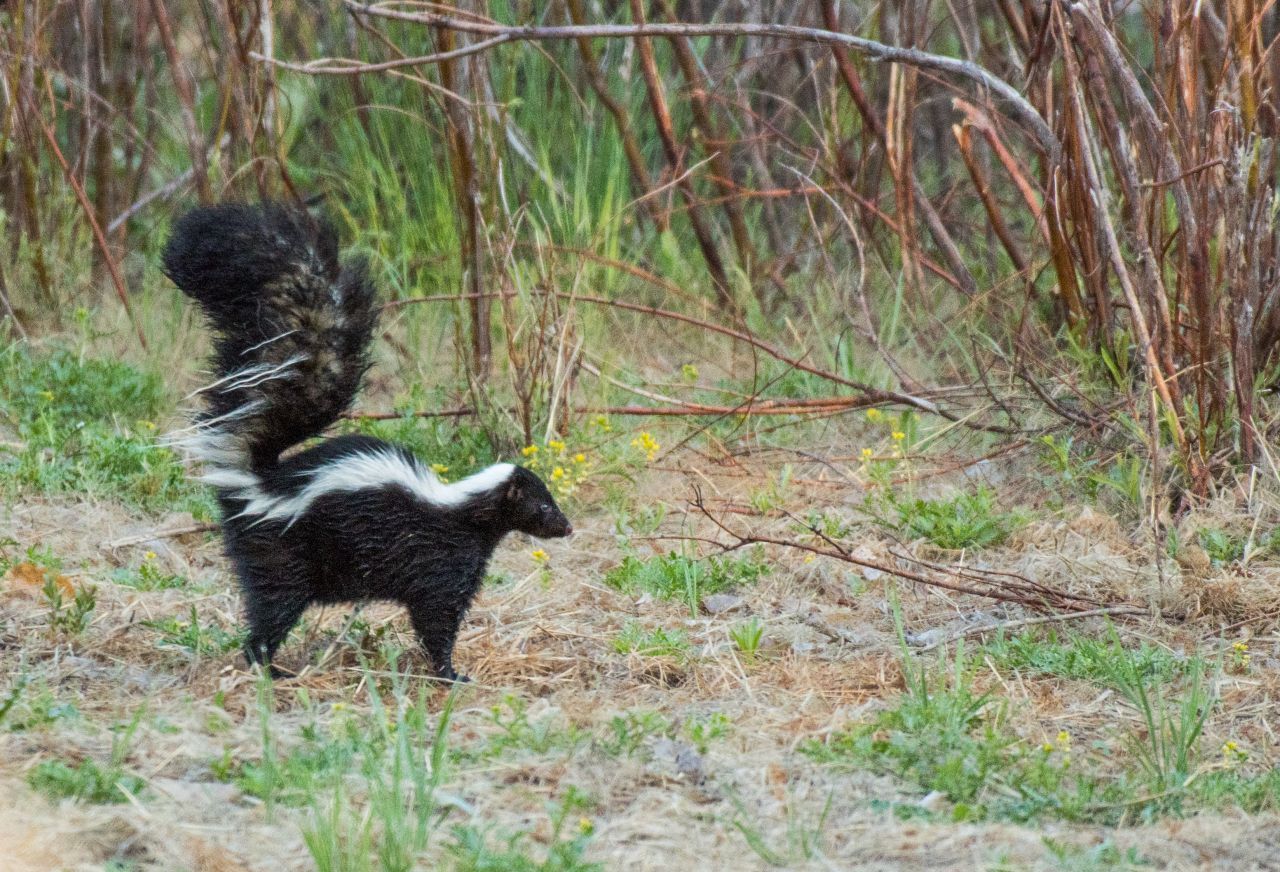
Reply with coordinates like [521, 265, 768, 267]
[804, 625, 1277, 825]
[0, 343, 211, 516]
[982, 631, 1186, 687]
[604, 550, 769, 615]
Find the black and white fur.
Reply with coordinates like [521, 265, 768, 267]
[164, 203, 572, 681]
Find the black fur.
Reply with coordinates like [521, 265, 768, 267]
[165, 203, 572, 681]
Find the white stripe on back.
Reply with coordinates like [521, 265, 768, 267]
[239, 452, 515, 524]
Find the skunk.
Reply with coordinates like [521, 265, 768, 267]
[163, 202, 571, 681]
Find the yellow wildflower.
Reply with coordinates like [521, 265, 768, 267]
[866, 408, 882, 422]
[891, 431, 906, 441]
[578, 817, 594, 835]
[39, 390, 54, 402]
[574, 453, 586, 464]
[144, 551, 156, 561]
[521, 445, 538, 457]
[631, 432, 660, 462]
[531, 549, 548, 564]
[552, 467, 565, 480]
[548, 440, 566, 454]
[861, 448, 874, 460]
[431, 463, 449, 474]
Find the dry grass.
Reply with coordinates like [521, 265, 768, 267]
[5, 441, 1280, 871]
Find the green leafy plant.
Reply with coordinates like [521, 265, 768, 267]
[605, 550, 769, 616]
[144, 606, 243, 657]
[729, 618, 765, 662]
[27, 712, 145, 804]
[611, 622, 689, 658]
[894, 487, 1019, 550]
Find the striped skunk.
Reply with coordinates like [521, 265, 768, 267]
[163, 202, 571, 681]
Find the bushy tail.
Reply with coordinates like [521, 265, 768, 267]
[164, 202, 378, 480]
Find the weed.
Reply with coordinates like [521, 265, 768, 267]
[611, 622, 690, 658]
[893, 487, 1019, 550]
[449, 785, 601, 872]
[685, 712, 731, 755]
[982, 631, 1186, 687]
[1198, 528, 1246, 565]
[1, 679, 78, 732]
[730, 792, 832, 867]
[42, 574, 96, 637]
[27, 711, 145, 804]
[481, 695, 588, 760]
[1041, 838, 1151, 871]
[111, 552, 185, 590]
[598, 710, 673, 758]
[729, 618, 766, 662]
[605, 550, 769, 616]
[144, 606, 242, 657]
[28, 757, 147, 804]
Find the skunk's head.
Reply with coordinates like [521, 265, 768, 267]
[502, 466, 573, 538]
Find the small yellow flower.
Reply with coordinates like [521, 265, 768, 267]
[1222, 740, 1247, 765]
[1234, 641, 1249, 652]
[681, 363, 699, 381]
[521, 445, 538, 457]
[1056, 730, 1070, 748]
[548, 440, 566, 454]
[593, 415, 612, 432]
[574, 453, 586, 464]
[631, 432, 660, 462]
[39, 390, 54, 402]
[531, 549, 548, 564]
[861, 448, 874, 461]
[1041, 742, 1054, 754]
[803, 554, 815, 564]
[144, 550, 157, 561]
[866, 408, 883, 422]
[578, 817, 594, 835]
[431, 463, 449, 475]
[138, 420, 157, 431]
[891, 431, 906, 441]
[552, 467, 566, 480]
[332, 702, 347, 712]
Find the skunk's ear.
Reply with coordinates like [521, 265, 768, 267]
[505, 478, 524, 503]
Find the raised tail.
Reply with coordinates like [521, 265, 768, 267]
[164, 202, 379, 480]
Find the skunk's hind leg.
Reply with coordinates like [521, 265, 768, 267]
[408, 600, 471, 683]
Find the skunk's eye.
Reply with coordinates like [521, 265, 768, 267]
[540, 503, 551, 513]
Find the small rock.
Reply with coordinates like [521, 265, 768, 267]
[701, 593, 746, 615]
[651, 737, 705, 783]
[850, 546, 884, 580]
[918, 790, 949, 813]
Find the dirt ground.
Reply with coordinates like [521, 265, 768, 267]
[3, 453, 1280, 872]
